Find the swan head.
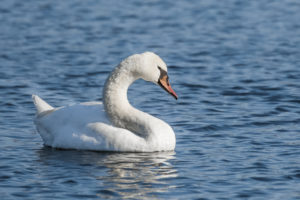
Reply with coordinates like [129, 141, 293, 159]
[137, 52, 178, 100]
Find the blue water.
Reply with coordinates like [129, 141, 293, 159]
[1, 0, 300, 199]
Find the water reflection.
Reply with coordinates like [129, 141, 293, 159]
[37, 147, 177, 199]
[99, 152, 178, 199]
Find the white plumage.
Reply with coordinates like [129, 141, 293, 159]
[33, 52, 177, 152]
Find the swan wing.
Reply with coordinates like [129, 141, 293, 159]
[51, 122, 147, 152]
[33, 96, 148, 151]
[33, 97, 108, 146]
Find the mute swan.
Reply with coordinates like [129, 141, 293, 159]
[33, 52, 178, 152]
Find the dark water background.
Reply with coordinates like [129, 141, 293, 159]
[1, 0, 300, 199]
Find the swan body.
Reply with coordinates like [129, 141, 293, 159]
[33, 52, 177, 152]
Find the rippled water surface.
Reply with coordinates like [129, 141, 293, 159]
[1, 0, 300, 199]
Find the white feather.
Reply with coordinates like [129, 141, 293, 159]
[33, 52, 176, 152]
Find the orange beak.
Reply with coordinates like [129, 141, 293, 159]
[158, 74, 178, 100]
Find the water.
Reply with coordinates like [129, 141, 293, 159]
[1, 0, 300, 199]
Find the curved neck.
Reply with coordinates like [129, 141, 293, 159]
[103, 62, 154, 137]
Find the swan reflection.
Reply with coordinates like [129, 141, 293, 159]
[37, 148, 177, 199]
[98, 152, 177, 198]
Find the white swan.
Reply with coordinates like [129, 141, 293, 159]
[33, 52, 178, 152]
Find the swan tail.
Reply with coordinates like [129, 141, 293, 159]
[32, 95, 54, 114]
